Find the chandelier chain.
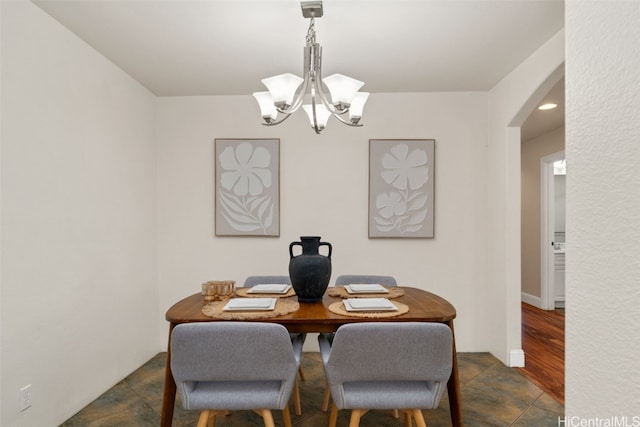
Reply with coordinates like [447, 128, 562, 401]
[306, 17, 316, 45]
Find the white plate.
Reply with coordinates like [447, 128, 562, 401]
[344, 298, 398, 311]
[247, 284, 291, 294]
[223, 298, 277, 311]
[345, 284, 389, 294]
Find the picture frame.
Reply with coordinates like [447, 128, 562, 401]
[369, 139, 435, 238]
[215, 138, 280, 236]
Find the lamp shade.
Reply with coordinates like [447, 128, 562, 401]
[323, 73, 364, 107]
[253, 92, 278, 122]
[303, 103, 332, 130]
[261, 73, 304, 107]
[348, 92, 369, 122]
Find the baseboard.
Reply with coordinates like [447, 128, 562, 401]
[521, 292, 542, 308]
[509, 349, 525, 367]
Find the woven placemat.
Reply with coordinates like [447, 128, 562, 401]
[327, 286, 405, 299]
[235, 287, 297, 298]
[202, 298, 300, 320]
[327, 301, 409, 318]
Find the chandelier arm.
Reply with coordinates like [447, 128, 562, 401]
[287, 74, 311, 113]
[261, 112, 294, 126]
[331, 113, 363, 127]
[316, 84, 342, 116]
[310, 86, 321, 134]
[313, 44, 348, 116]
[331, 113, 362, 127]
[311, 43, 361, 128]
[274, 45, 313, 115]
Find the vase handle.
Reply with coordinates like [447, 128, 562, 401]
[319, 242, 332, 259]
[289, 241, 301, 259]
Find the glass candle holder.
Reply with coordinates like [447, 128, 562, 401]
[202, 280, 236, 305]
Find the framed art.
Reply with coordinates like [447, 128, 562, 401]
[369, 139, 435, 238]
[215, 138, 280, 236]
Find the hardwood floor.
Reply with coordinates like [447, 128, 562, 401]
[518, 302, 565, 404]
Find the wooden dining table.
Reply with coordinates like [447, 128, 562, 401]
[161, 286, 463, 426]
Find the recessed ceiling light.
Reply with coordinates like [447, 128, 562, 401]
[538, 103, 558, 110]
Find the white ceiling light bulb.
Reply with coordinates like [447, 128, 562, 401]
[348, 92, 369, 124]
[253, 92, 278, 123]
[323, 74, 364, 110]
[538, 103, 558, 110]
[303, 103, 332, 131]
[261, 74, 304, 108]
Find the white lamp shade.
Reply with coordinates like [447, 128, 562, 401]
[323, 73, 364, 106]
[348, 92, 369, 120]
[261, 73, 303, 106]
[253, 92, 278, 121]
[303, 104, 332, 129]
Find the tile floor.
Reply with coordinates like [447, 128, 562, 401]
[60, 352, 564, 427]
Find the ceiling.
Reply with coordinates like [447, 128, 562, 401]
[521, 77, 565, 141]
[32, 0, 565, 139]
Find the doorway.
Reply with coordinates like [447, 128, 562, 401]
[541, 151, 566, 310]
[520, 77, 565, 310]
[517, 74, 565, 396]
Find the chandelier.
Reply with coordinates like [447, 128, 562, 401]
[253, 1, 369, 134]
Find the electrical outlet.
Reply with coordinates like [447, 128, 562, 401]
[19, 384, 32, 411]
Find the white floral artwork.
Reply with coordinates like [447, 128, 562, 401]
[215, 139, 279, 236]
[369, 139, 435, 238]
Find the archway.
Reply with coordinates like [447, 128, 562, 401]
[485, 28, 565, 366]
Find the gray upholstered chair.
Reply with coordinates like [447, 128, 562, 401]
[321, 274, 398, 412]
[318, 322, 452, 427]
[170, 322, 303, 427]
[243, 275, 292, 287]
[333, 274, 398, 287]
[243, 275, 306, 415]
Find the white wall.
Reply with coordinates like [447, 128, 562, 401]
[486, 30, 565, 365]
[156, 92, 490, 352]
[1, 2, 158, 426]
[565, 1, 640, 417]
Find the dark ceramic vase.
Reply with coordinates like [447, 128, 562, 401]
[289, 236, 332, 302]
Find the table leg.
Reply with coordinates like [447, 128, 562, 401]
[446, 320, 464, 426]
[161, 323, 177, 427]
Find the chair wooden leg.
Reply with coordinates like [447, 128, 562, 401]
[349, 409, 367, 427]
[412, 409, 427, 427]
[197, 411, 210, 427]
[403, 410, 413, 427]
[201, 410, 225, 427]
[392, 409, 400, 419]
[298, 365, 305, 381]
[329, 403, 339, 427]
[322, 385, 331, 412]
[282, 405, 292, 427]
[255, 409, 275, 427]
[293, 379, 302, 415]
